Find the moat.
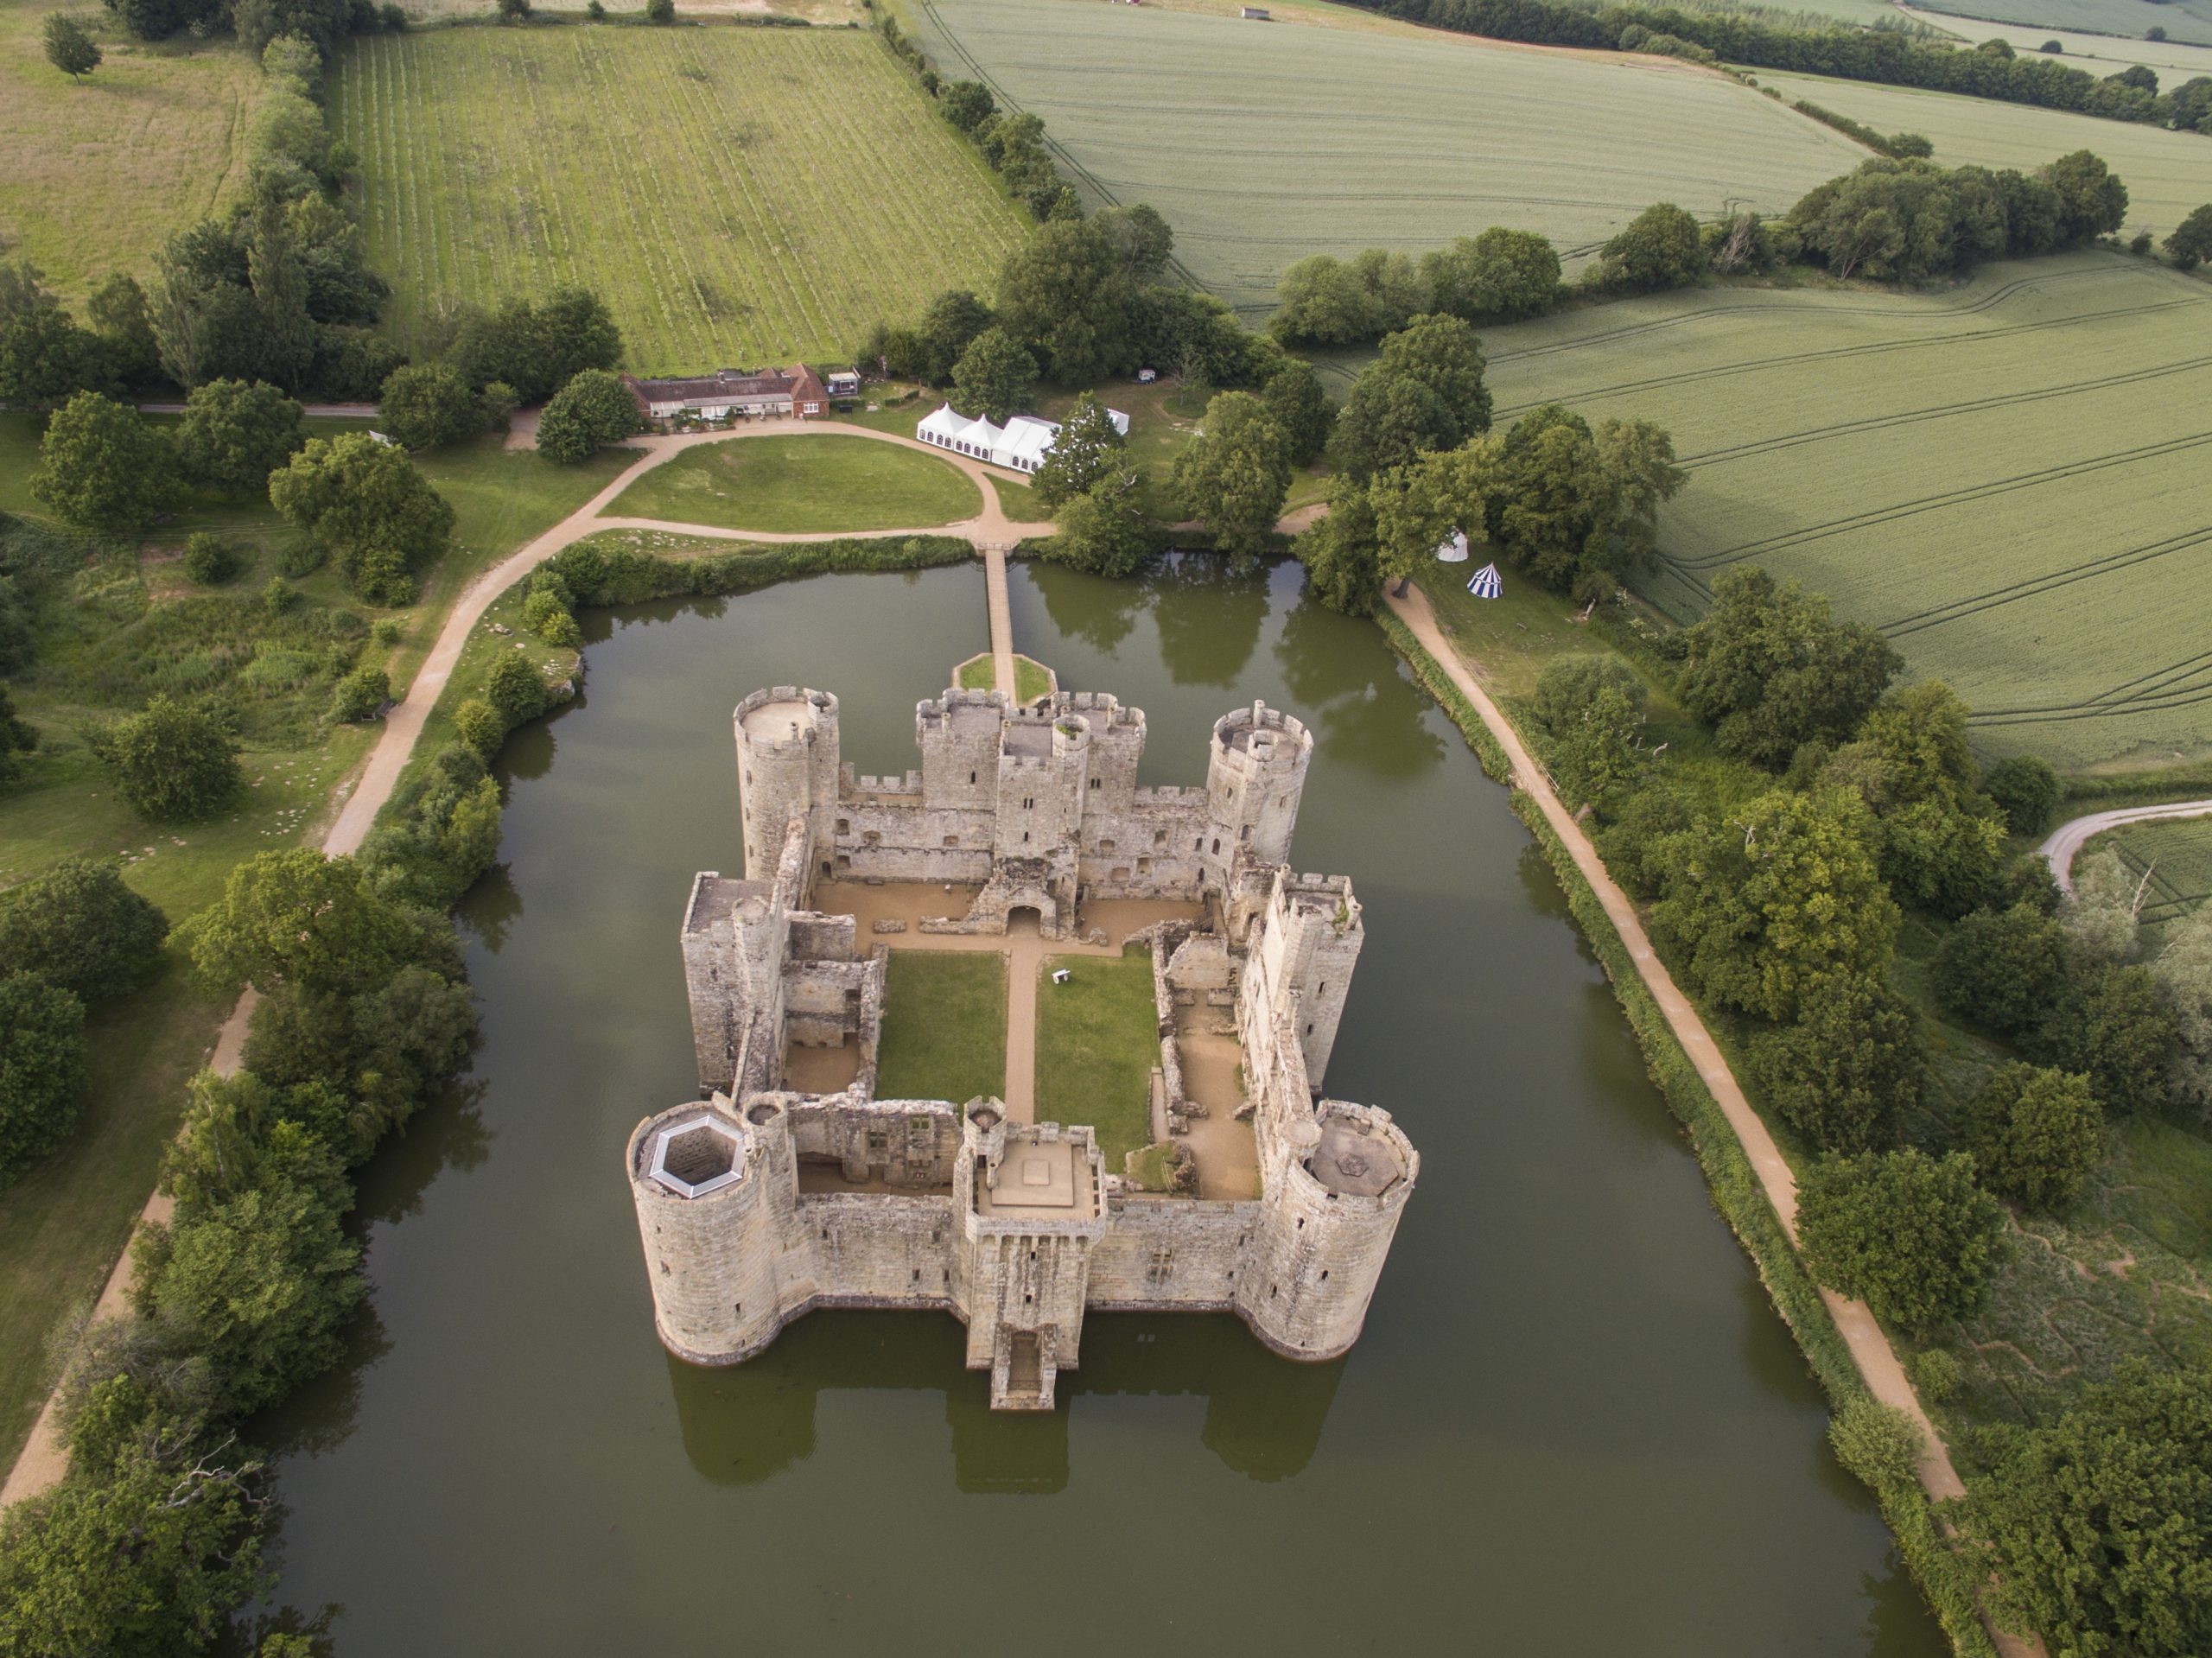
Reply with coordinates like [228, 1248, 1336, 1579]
[262, 557, 1946, 1655]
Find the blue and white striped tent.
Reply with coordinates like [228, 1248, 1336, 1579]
[1466, 562, 1503, 600]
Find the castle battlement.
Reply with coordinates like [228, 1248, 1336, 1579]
[629, 678, 1417, 1409]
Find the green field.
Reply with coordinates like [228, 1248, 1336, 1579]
[331, 24, 1033, 374]
[876, 951, 1008, 1102]
[1894, 3, 2212, 71]
[2089, 812, 2212, 950]
[1479, 251, 2212, 772]
[906, 0, 1864, 318]
[1749, 68, 2212, 238]
[1034, 945, 1157, 1162]
[602, 434, 980, 531]
[1902, 0, 2212, 47]
[0, 0, 257, 301]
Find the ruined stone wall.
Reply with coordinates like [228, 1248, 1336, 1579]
[785, 1096, 961, 1185]
[782, 959, 869, 1049]
[1086, 1195, 1256, 1310]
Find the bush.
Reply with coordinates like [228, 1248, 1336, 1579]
[0, 969, 88, 1185]
[1797, 1148, 2007, 1329]
[181, 532, 241, 587]
[1828, 1394, 1923, 1491]
[535, 368, 641, 465]
[1527, 656, 1649, 810]
[646, 0, 672, 17]
[1908, 1347, 1963, 1404]
[84, 696, 244, 823]
[1931, 902, 2067, 1034]
[454, 696, 504, 761]
[1747, 971, 1920, 1153]
[2031, 962, 2178, 1116]
[174, 378, 304, 500]
[327, 664, 390, 723]
[0, 857, 168, 1001]
[377, 362, 482, 452]
[1982, 753, 2062, 835]
[479, 379, 519, 435]
[1961, 1062, 2103, 1210]
[483, 650, 548, 724]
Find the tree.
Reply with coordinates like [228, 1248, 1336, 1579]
[245, 191, 313, 393]
[1528, 655, 1649, 809]
[85, 696, 241, 823]
[1961, 1062, 2103, 1210]
[449, 288, 622, 403]
[159, 1070, 345, 1215]
[1983, 753, 2061, 835]
[327, 664, 389, 723]
[2156, 904, 2212, 1116]
[645, 0, 673, 22]
[1418, 226, 1560, 321]
[174, 378, 303, 499]
[1961, 1362, 2212, 1658]
[182, 531, 240, 586]
[1051, 480, 1150, 578]
[912, 288, 994, 384]
[0, 688, 36, 790]
[30, 391, 175, 530]
[377, 362, 481, 451]
[2165, 204, 2212, 270]
[1171, 391, 1292, 561]
[1293, 479, 1381, 617]
[2063, 845, 2142, 966]
[994, 218, 1129, 383]
[939, 79, 996, 133]
[1597, 202, 1707, 291]
[1747, 971, 1922, 1153]
[0, 267, 109, 413]
[2032, 962, 2178, 1117]
[483, 649, 549, 725]
[1933, 902, 2069, 1034]
[175, 848, 419, 998]
[1797, 1148, 2007, 1328]
[0, 857, 167, 1001]
[268, 430, 455, 604]
[86, 272, 162, 389]
[949, 326, 1037, 423]
[134, 1174, 364, 1417]
[1675, 566, 1901, 769]
[1258, 357, 1333, 467]
[1031, 392, 1126, 509]
[41, 11, 99, 77]
[2044, 149, 2129, 242]
[1329, 314, 1492, 480]
[1647, 786, 1899, 1023]
[534, 367, 640, 465]
[0, 970, 86, 1185]
[0, 1443, 270, 1658]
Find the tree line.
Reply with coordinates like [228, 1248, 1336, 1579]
[1338, 0, 2212, 135]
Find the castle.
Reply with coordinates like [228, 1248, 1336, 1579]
[626, 683, 1419, 1410]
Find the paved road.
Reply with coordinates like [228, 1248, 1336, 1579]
[3, 418, 1051, 1509]
[1387, 582, 2041, 1658]
[2039, 798, 2212, 896]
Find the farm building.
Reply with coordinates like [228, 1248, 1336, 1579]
[623, 366, 828, 423]
[914, 402, 1131, 473]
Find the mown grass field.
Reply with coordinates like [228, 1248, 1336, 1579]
[330, 24, 1033, 373]
[603, 433, 980, 532]
[1035, 945, 1156, 1162]
[0, 0, 257, 300]
[1478, 251, 2212, 772]
[905, 0, 1864, 318]
[877, 951, 1007, 1102]
[1749, 67, 2212, 238]
[1903, 0, 2212, 47]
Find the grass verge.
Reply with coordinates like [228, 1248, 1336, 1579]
[877, 952, 1007, 1104]
[1035, 945, 1157, 1165]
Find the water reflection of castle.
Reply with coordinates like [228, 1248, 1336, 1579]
[664, 1312, 1346, 1494]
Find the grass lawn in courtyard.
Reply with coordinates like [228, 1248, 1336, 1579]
[603, 435, 980, 536]
[1035, 945, 1157, 1165]
[876, 952, 1007, 1105]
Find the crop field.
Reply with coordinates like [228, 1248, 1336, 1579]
[2090, 814, 2212, 950]
[330, 25, 1032, 374]
[1750, 68, 2212, 237]
[1479, 251, 2212, 772]
[905, 0, 1864, 317]
[1902, 0, 2212, 47]
[1894, 3, 2212, 73]
[0, 0, 257, 300]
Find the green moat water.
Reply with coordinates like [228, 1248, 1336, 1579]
[264, 557, 1947, 1655]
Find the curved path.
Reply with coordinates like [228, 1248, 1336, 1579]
[1387, 583, 2040, 1658]
[3, 419, 1050, 1509]
[2038, 798, 2212, 898]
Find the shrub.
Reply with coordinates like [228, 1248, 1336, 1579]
[327, 664, 390, 723]
[1982, 753, 2061, 835]
[84, 696, 244, 823]
[2031, 962, 2178, 1116]
[377, 362, 482, 451]
[483, 650, 547, 724]
[1746, 971, 1920, 1153]
[454, 696, 504, 761]
[1828, 1394, 1923, 1490]
[0, 969, 88, 1185]
[181, 532, 241, 587]
[479, 379, 519, 435]
[1797, 1148, 2007, 1329]
[174, 378, 304, 500]
[0, 856, 168, 1001]
[1960, 1062, 2103, 1210]
[1931, 902, 2067, 1034]
[645, 0, 672, 21]
[1908, 1347, 1963, 1404]
[535, 369, 641, 465]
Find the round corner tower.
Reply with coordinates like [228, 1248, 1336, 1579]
[1240, 1104, 1418, 1362]
[734, 687, 840, 882]
[1207, 701, 1313, 869]
[627, 1096, 796, 1366]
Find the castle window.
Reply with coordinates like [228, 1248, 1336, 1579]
[1319, 982, 1327, 995]
[734, 1301, 742, 1314]
[867, 1130, 888, 1153]
[1241, 823, 1250, 842]
[1306, 1023, 1314, 1036]
[970, 770, 976, 785]
[1098, 838, 1116, 854]
[1022, 831, 1031, 843]
[912, 1268, 921, 1282]
[1137, 857, 1152, 874]
[1154, 829, 1167, 848]
[1320, 1270, 1330, 1282]
[836, 818, 849, 834]
[1297, 1218, 1305, 1230]
[1211, 837, 1221, 854]
[822, 861, 833, 877]
[1090, 778, 1100, 789]
[943, 835, 958, 848]
[1195, 836, 1204, 852]
[1270, 1286, 1278, 1299]
[1024, 797, 1034, 810]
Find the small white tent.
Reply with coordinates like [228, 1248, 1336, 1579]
[1434, 530, 1470, 564]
